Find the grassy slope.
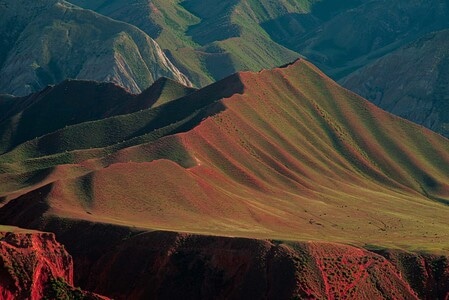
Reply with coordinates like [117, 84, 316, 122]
[0, 0, 190, 96]
[0, 79, 194, 155]
[68, 0, 309, 86]
[1, 60, 449, 252]
[67, 0, 449, 87]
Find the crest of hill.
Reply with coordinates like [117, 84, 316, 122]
[0, 78, 195, 154]
[0, 0, 191, 96]
[1, 59, 449, 253]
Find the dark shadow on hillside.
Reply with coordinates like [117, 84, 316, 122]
[310, 0, 364, 21]
[180, 0, 241, 45]
[131, 72, 245, 139]
[260, 13, 319, 48]
[0, 184, 52, 228]
[203, 50, 236, 81]
[0, 73, 245, 164]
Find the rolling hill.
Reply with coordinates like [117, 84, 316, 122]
[1, 59, 449, 298]
[0, 78, 195, 154]
[342, 29, 449, 138]
[0, 0, 191, 96]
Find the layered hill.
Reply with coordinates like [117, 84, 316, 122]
[1, 59, 449, 250]
[0, 0, 191, 96]
[0, 78, 195, 154]
[1, 59, 449, 298]
[342, 29, 449, 138]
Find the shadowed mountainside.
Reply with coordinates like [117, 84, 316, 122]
[0, 0, 191, 96]
[0, 78, 195, 154]
[342, 29, 449, 138]
[68, 0, 449, 87]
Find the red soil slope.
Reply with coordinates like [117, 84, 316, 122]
[2, 59, 448, 250]
[0, 226, 107, 299]
[1, 59, 449, 298]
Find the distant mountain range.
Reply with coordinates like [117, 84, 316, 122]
[0, 0, 191, 96]
[343, 29, 449, 137]
[68, 0, 449, 81]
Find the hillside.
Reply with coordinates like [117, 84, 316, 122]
[1, 59, 449, 298]
[0, 0, 191, 96]
[0, 78, 195, 154]
[291, 0, 449, 79]
[342, 29, 449, 138]
[0, 59, 448, 249]
[68, 0, 310, 86]
[68, 0, 449, 87]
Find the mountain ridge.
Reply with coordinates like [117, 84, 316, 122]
[1, 59, 449, 252]
[0, 0, 191, 96]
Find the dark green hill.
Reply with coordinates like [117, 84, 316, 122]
[0, 78, 195, 154]
[0, 0, 191, 96]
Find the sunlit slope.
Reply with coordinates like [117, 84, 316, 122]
[1, 59, 449, 251]
[68, 0, 307, 86]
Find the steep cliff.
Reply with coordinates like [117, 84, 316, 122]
[28, 225, 448, 300]
[0, 226, 107, 299]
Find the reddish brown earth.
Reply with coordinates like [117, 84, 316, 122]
[27, 224, 447, 300]
[0, 226, 107, 300]
[1, 59, 449, 298]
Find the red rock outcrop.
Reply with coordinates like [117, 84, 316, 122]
[49, 227, 446, 300]
[0, 228, 107, 300]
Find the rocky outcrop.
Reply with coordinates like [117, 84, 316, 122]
[0, 227, 107, 300]
[31, 222, 447, 300]
[0, 0, 191, 96]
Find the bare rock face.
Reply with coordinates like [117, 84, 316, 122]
[41, 225, 447, 300]
[0, 0, 191, 96]
[0, 228, 107, 300]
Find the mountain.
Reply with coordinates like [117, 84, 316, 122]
[68, 0, 309, 86]
[2, 59, 449, 249]
[68, 0, 449, 87]
[0, 0, 191, 96]
[0, 60, 449, 297]
[289, 0, 449, 79]
[342, 29, 449, 138]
